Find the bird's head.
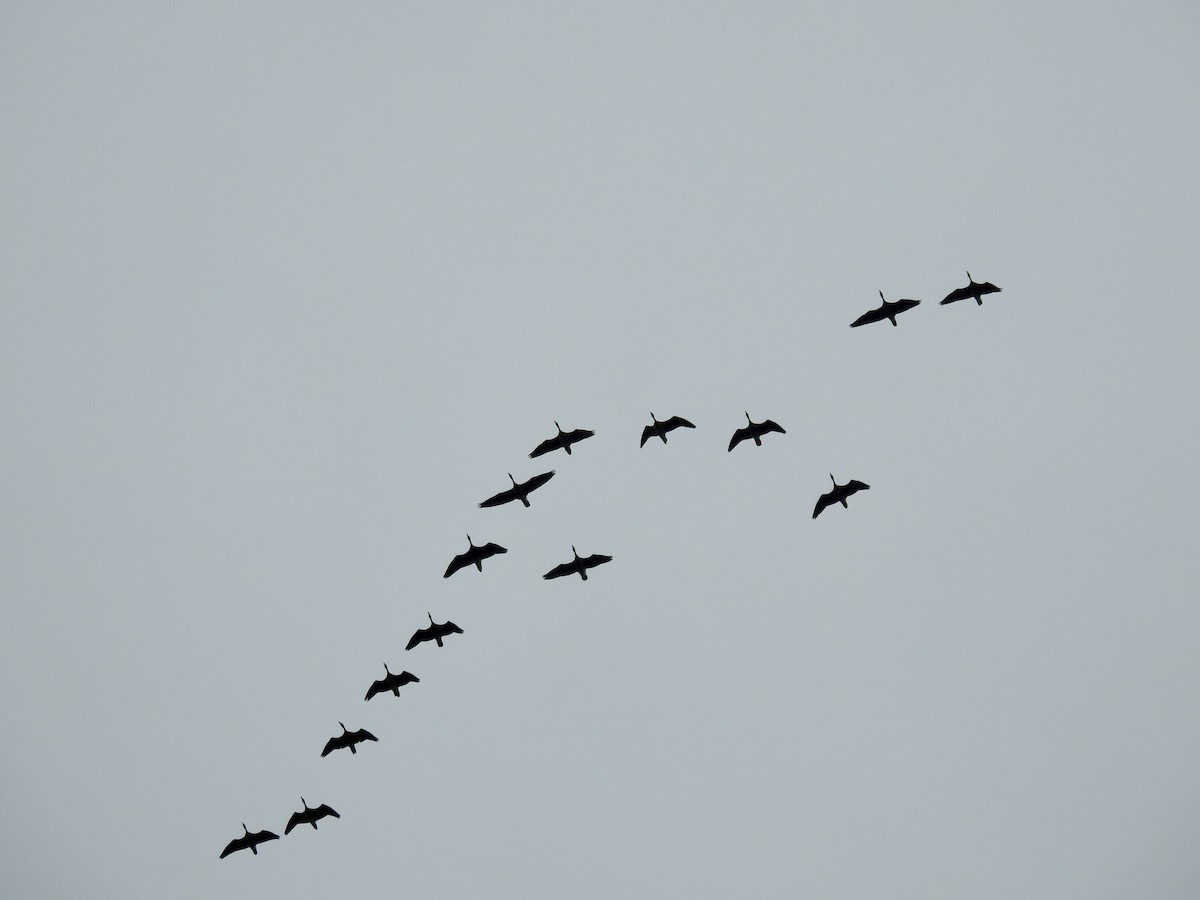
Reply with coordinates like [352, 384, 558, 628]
[829, 473, 837, 486]
[338, 721, 346, 732]
[554, 420, 562, 433]
[427, 611, 434, 625]
[383, 662, 391, 675]
[301, 797, 308, 809]
[879, 290, 886, 302]
[744, 411, 752, 423]
[966, 271, 974, 283]
[571, 545, 579, 558]
[508, 473, 516, 485]
[466, 534, 474, 547]
[242, 823, 248, 833]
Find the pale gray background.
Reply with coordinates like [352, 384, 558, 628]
[3, 2, 1199, 898]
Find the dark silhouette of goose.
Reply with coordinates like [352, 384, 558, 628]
[851, 291, 921, 327]
[220, 823, 279, 858]
[940, 272, 1001, 306]
[640, 413, 696, 447]
[406, 612, 463, 650]
[444, 535, 507, 578]
[364, 664, 419, 701]
[728, 412, 786, 451]
[284, 798, 340, 835]
[543, 545, 613, 581]
[480, 471, 555, 508]
[321, 722, 378, 757]
[530, 421, 595, 458]
[813, 474, 871, 518]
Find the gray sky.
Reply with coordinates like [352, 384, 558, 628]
[4, 2, 1200, 897]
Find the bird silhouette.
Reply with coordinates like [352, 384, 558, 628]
[530, 421, 595, 458]
[443, 535, 507, 578]
[940, 272, 1001, 306]
[479, 471, 555, 508]
[640, 413, 696, 447]
[406, 612, 464, 650]
[284, 798, 340, 835]
[812, 474, 871, 518]
[364, 664, 420, 701]
[728, 412, 786, 451]
[543, 545, 613, 581]
[321, 722, 378, 757]
[851, 291, 921, 327]
[220, 823, 279, 858]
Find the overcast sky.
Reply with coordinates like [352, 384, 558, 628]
[4, 2, 1200, 898]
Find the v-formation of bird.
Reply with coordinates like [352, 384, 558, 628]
[220, 271, 1000, 858]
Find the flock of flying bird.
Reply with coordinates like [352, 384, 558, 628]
[219, 271, 1002, 859]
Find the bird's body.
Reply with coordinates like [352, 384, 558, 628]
[940, 272, 1001, 306]
[530, 421, 595, 458]
[284, 798, 340, 835]
[543, 545, 613, 581]
[406, 612, 464, 650]
[640, 413, 696, 447]
[728, 412, 786, 451]
[480, 471, 555, 508]
[321, 722, 378, 757]
[220, 824, 279, 858]
[365, 664, 419, 701]
[851, 291, 921, 327]
[813, 474, 871, 519]
[444, 535, 507, 578]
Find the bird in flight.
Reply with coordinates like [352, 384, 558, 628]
[364, 664, 419, 701]
[479, 471, 555, 508]
[640, 413, 696, 447]
[728, 412, 786, 451]
[321, 722, 378, 757]
[444, 535, 507, 578]
[530, 421, 595, 457]
[940, 272, 1001, 306]
[812, 474, 871, 519]
[851, 291, 921, 327]
[543, 545, 613, 581]
[406, 612, 464, 650]
[219, 824, 279, 858]
[284, 798, 340, 835]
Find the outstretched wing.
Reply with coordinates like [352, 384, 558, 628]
[728, 426, 750, 452]
[350, 728, 378, 744]
[844, 479, 870, 495]
[663, 416, 695, 432]
[580, 553, 613, 570]
[850, 306, 886, 327]
[522, 470, 555, 493]
[940, 284, 972, 305]
[529, 436, 560, 458]
[977, 281, 1001, 296]
[563, 428, 595, 446]
[479, 542, 508, 559]
[220, 835, 247, 858]
[284, 811, 304, 836]
[437, 621, 464, 637]
[812, 491, 835, 519]
[321, 736, 341, 757]
[479, 486, 515, 508]
[250, 830, 279, 848]
[443, 551, 470, 578]
[543, 561, 576, 580]
[405, 626, 430, 651]
[314, 804, 340, 821]
[759, 419, 786, 435]
[396, 671, 419, 686]
[640, 424, 654, 447]
[364, 677, 387, 701]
